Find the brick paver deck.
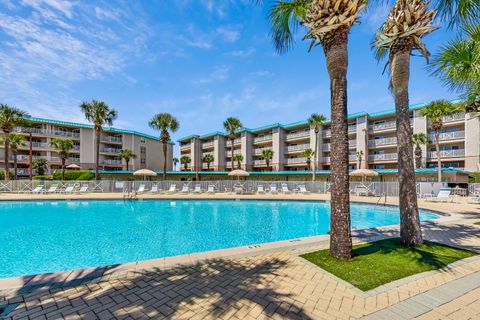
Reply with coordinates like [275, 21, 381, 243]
[0, 198, 479, 319]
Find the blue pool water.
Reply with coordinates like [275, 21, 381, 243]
[0, 200, 439, 278]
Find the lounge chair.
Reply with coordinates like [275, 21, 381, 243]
[353, 185, 370, 196]
[180, 185, 190, 193]
[137, 184, 146, 193]
[78, 184, 89, 194]
[424, 188, 452, 202]
[167, 184, 177, 193]
[467, 196, 480, 204]
[149, 184, 159, 193]
[269, 184, 278, 194]
[31, 185, 44, 194]
[115, 181, 125, 192]
[281, 183, 291, 194]
[193, 184, 202, 193]
[46, 184, 58, 193]
[207, 185, 215, 194]
[257, 185, 265, 194]
[297, 185, 310, 194]
[63, 184, 75, 193]
[233, 184, 244, 194]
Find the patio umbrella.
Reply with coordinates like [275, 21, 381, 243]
[133, 169, 157, 180]
[228, 169, 249, 181]
[66, 164, 80, 170]
[350, 169, 378, 184]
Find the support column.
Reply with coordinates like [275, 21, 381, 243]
[272, 127, 284, 171]
[241, 132, 253, 171]
[413, 109, 428, 167]
[465, 113, 480, 171]
[356, 116, 368, 169]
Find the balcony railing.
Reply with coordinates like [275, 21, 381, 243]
[322, 129, 331, 137]
[13, 127, 80, 138]
[429, 131, 465, 141]
[323, 143, 331, 151]
[286, 157, 307, 165]
[254, 148, 270, 155]
[202, 152, 214, 157]
[349, 140, 357, 147]
[102, 159, 122, 165]
[225, 149, 241, 156]
[254, 159, 267, 166]
[349, 154, 358, 160]
[369, 121, 396, 131]
[254, 135, 273, 143]
[323, 157, 330, 163]
[101, 148, 122, 154]
[368, 137, 397, 147]
[14, 127, 47, 135]
[442, 113, 465, 123]
[53, 130, 80, 138]
[286, 130, 310, 140]
[180, 144, 191, 150]
[101, 136, 123, 143]
[202, 141, 214, 149]
[427, 149, 465, 159]
[368, 153, 398, 161]
[285, 144, 310, 153]
[348, 125, 357, 133]
[233, 138, 241, 145]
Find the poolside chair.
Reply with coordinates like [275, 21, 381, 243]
[149, 184, 159, 193]
[31, 185, 44, 194]
[467, 196, 480, 204]
[281, 183, 291, 194]
[424, 188, 452, 203]
[136, 184, 146, 193]
[77, 184, 89, 194]
[233, 184, 244, 194]
[115, 181, 125, 192]
[206, 185, 215, 194]
[180, 185, 190, 193]
[167, 184, 177, 193]
[257, 185, 265, 194]
[353, 185, 371, 197]
[46, 184, 58, 193]
[297, 185, 310, 194]
[193, 184, 202, 193]
[269, 184, 278, 194]
[63, 184, 75, 193]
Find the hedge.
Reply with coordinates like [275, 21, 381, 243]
[52, 170, 94, 180]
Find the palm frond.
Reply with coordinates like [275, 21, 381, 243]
[433, 0, 480, 28]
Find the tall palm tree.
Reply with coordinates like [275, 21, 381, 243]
[180, 155, 191, 171]
[264, 0, 366, 259]
[9, 133, 27, 180]
[173, 157, 179, 171]
[51, 138, 74, 180]
[119, 149, 136, 171]
[303, 148, 314, 173]
[421, 100, 461, 182]
[32, 158, 48, 176]
[372, 0, 436, 246]
[308, 113, 326, 181]
[223, 117, 242, 171]
[0, 105, 28, 181]
[80, 100, 117, 181]
[149, 113, 179, 180]
[261, 149, 274, 171]
[412, 133, 430, 168]
[202, 154, 214, 171]
[430, 24, 480, 113]
[356, 150, 364, 169]
[233, 154, 244, 170]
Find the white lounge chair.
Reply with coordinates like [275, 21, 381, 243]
[207, 185, 215, 194]
[353, 185, 370, 196]
[193, 184, 202, 193]
[31, 185, 44, 194]
[63, 184, 75, 193]
[281, 183, 291, 194]
[78, 184, 89, 194]
[167, 184, 177, 193]
[297, 185, 310, 194]
[269, 184, 278, 194]
[424, 188, 452, 202]
[149, 184, 159, 193]
[46, 184, 58, 193]
[180, 185, 190, 193]
[115, 181, 125, 192]
[257, 185, 265, 194]
[137, 184, 146, 193]
[467, 196, 480, 204]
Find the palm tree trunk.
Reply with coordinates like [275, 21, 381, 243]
[324, 26, 352, 260]
[435, 132, 441, 182]
[4, 135, 10, 181]
[313, 131, 318, 181]
[95, 129, 100, 181]
[13, 151, 17, 180]
[61, 158, 65, 180]
[230, 139, 234, 170]
[415, 146, 422, 168]
[163, 142, 167, 180]
[126, 159, 129, 171]
[390, 43, 423, 246]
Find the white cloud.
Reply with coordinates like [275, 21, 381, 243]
[216, 26, 241, 42]
[228, 47, 255, 57]
[193, 66, 230, 84]
[249, 70, 273, 77]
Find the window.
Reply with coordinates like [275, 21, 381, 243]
[374, 165, 385, 169]
[140, 137, 146, 144]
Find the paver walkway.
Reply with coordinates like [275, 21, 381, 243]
[1, 210, 479, 319]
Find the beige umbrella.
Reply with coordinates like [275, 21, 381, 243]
[228, 169, 249, 181]
[66, 164, 80, 170]
[350, 169, 378, 184]
[133, 169, 157, 180]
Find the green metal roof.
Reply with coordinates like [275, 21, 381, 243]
[25, 116, 175, 144]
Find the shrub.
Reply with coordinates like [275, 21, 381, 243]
[76, 172, 95, 180]
[470, 172, 480, 183]
[53, 170, 92, 180]
[33, 175, 53, 180]
[0, 171, 13, 180]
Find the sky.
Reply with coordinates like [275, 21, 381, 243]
[0, 0, 459, 155]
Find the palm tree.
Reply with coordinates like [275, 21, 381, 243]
[0, 105, 28, 181]
[261, 149, 274, 171]
[372, 0, 437, 247]
[233, 154, 244, 170]
[80, 100, 117, 181]
[180, 156, 191, 171]
[202, 154, 214, 171]
[173, 157, 179, 171]
[308, 114, 326, 181]
[9, 133, 27, 180]
[149, 113, 179, 180]
[119, 149, 136, 171]
[303, 148, 314, 173]
[421, 100, 461, 182]
[264, 0, 367, 259]
[412, 133, 430, 168]
[51, 138, 74, 180]
[223, 117, 242, 171]
[32, 158, 48, 176]
[430, 24, 480, 113]
[356, 150, 364, 169]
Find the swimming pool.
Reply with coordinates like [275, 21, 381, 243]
[0, 200, 439, 278]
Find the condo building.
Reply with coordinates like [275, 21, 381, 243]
[0, 117, 173, 176]
[178, 103, 480, 176]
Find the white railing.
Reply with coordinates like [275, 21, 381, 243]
[31, 142, 49, 149]
[285, 144, 310, 153]
[442, 113, 465, 123]
[254, 148, 270, 155]
[202, 141, 214, 149]
[101, 148, 121, 154]
[202, 152, 214, 157]
[322, 129, 331, 137]
[323, 156, 331, 163]
[225, 149, 241, 156]
[349, 155, 357, 160]
[368, 153, 398, 161]
[323, 143, 331, 151]
[102, 159, 122, 165]
[369, 121, 396, 131]
[102, 136, 122, 143]
[254, 159, 267, 166]
[429, 131, 465, 141]
[180, 144, 191, 150]
[253, 135, 273, 143]
[14, 127, 48, 135]
[53, 131, 80, 138]
[348, 125, 357, 133]
[368, 137, 397, 147]
[349, 140, 357, 147]
[427, 149, 465, 158]
[286, 157, 307, 164]
[286, 130, 310, 140]
[234, 138, 241, 144]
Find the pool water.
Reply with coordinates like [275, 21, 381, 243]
[0, 200, 439, 278]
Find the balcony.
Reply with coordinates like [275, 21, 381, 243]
[254, 159, 267, 166]
[225, 149, 242, 156]
[101, 147, 121, 154]
[233, 138, 241, 145]
[101, 136, 122, 144]
[323, 143, 331, 151]
[180, 144, 191, 151]
[254, 135, 272, 143]
[429, 131, 465, 141]
[322, 129, 331, 137]
[368, 137, 397, 147]
[53, 130, 80, 138]
[349, 154, 358, 161]
[202, 152, 214, 157]
[428, 149, 465, 159]
[285, 143, 310, 153]
[323, 157, 331, 163]
[202, 141, 214, 149]
[286, 130, 310, 140]
[50, 156, 80, 163]
[14, 127, 48, 135]
[102, 159, 122, 165]
[286, 157, 307, 165]
[349, 140, 357, 147]
[254, 148, 270, 155]
[368, 153, 398, 161]
[348, 125, 357, 133]
[442, 113, 465, 123]
[369, 120, 396, 131]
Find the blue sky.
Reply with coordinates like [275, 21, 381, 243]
[0, 0, 457, 154]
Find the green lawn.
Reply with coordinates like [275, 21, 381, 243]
[301, 238, 476, 291]
[475, 221, 480, 226]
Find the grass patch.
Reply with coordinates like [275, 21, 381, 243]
[474, 221, 480, 226]
[301, 238, 476, 291]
